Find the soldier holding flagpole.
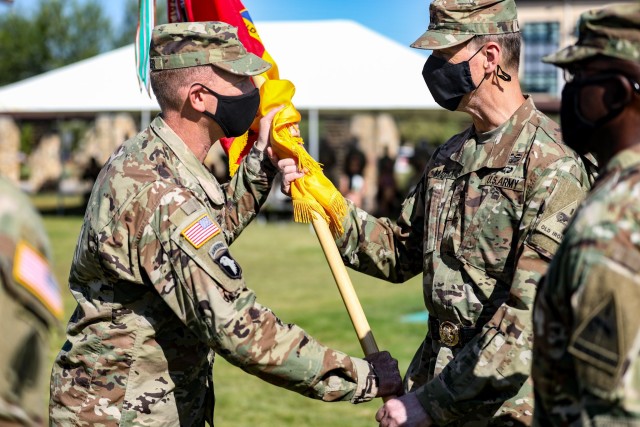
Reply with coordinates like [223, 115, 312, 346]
[49, 22, 402, 426]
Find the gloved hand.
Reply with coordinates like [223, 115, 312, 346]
[364, 350, 404, 398]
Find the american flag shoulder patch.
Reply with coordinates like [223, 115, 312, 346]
[181, 213, 220, 249]
[12, 241, 63, 320]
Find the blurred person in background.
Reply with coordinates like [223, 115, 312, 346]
[0, 174, 62, 426]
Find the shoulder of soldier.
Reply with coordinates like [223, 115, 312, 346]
[524, 110, 592, 175]
[0, 176, 49, 253]
[90, 128, 182, 219]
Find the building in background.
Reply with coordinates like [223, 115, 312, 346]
[518, 0, 635, 112]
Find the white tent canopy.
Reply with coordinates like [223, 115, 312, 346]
[0, 19, 436, 113]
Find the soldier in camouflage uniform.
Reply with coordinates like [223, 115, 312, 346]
[278, 0, 596, 425]
[0, 175, 62, 425]
[49, 22, 402, 426]
[532, 4, 640, 426]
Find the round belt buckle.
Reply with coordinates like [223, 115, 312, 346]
[439, 321, 460, 347]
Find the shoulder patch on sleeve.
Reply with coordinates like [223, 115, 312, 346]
[535, 200, 578, 244]
[181, 214, 220, 248]
[530, 180, 585, 253]
[12, 241, 63, 320]
[209, 242, 242, 279]
[569, 263, 640, 392]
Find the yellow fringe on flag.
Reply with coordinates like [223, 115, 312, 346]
[259, 79, 347, 236]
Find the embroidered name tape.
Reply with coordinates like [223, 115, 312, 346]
[13, 241, 63, 319]
[480, 174, 525, 191]
[181, 214, 220, 248]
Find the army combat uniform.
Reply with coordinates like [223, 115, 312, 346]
[49, 116, 378, 426]
[337, 97, 594, 425]
[533, 146, 640, 426]
[0, 176, 62, 425]
[532, 4, 640, 426]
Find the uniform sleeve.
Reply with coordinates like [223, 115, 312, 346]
[416, 156, 591, 424]
[532, 242, 583, 426]
[139, 187, 378, 403]
[534, 207, 640, 425]
[334, 173, 426, 283]
[219, 144, 278, 242]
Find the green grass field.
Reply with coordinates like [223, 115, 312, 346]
[42, 212, 426, 426]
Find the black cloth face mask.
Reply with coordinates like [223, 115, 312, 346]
[561, 73, 640, 155]
[422, 47, 483, 111]
[197, 83, 260, 138]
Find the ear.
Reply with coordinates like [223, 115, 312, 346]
[483, 41, 501, 75]
[188, 84, 209, 114]
[608, 75, 634, 110]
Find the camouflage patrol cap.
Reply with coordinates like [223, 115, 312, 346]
[544, 4, 640, 66]
[150, 21, 271, 76]
[411, 0, 519, 51]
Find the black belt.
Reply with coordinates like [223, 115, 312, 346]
[429, 318, 479, 348]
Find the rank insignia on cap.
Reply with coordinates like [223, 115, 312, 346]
[209, 243, 242, 279]
[13, 241, 63, 319]
[181, 214, 220, 248]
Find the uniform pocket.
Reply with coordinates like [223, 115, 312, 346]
[424, 177, 450, 254]
[457, 183, 522, 278]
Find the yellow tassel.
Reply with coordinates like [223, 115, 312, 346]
[293, 199, 328, 224]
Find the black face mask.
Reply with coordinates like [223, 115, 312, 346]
[560, 74, 638, 155]
[422, 47, 483, 111]
[197, 83, 260, 138]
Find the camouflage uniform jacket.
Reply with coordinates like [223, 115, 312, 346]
[337, 97, 594, 426]
[49, 116, 377, 427]
[533, 145, 640, 426]
[0, 175, 61, 425]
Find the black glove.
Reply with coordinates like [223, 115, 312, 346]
[364, 350, 404, 398]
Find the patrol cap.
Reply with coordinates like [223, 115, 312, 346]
[150, 21, 271, 76]
[543, 4, 640, 66]
[411, 0, 520, 51]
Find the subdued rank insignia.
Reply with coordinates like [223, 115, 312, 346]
[508, 153, 524, 165]
[209, 242, 242, 279]
[181, 214, 220, 249]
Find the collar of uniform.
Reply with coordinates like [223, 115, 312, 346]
[601, 144, 640, 178]
[455, 96, 535, 174]
[150, 116, 225, 206]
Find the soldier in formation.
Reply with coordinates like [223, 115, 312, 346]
[532, 4, 640, 425]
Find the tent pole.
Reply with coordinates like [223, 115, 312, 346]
[308, 108, 319, 161]
[140, 109, 151, 130]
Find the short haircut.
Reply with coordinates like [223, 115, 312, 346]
[470, 32, 521, 72]
[150, 65, 212, 112]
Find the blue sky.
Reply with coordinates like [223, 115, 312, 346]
[2, 0, 430, 48]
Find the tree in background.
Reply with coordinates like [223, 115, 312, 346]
[0, 0, 167, 86]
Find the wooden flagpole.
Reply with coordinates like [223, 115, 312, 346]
[311, 213, 380, 356]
